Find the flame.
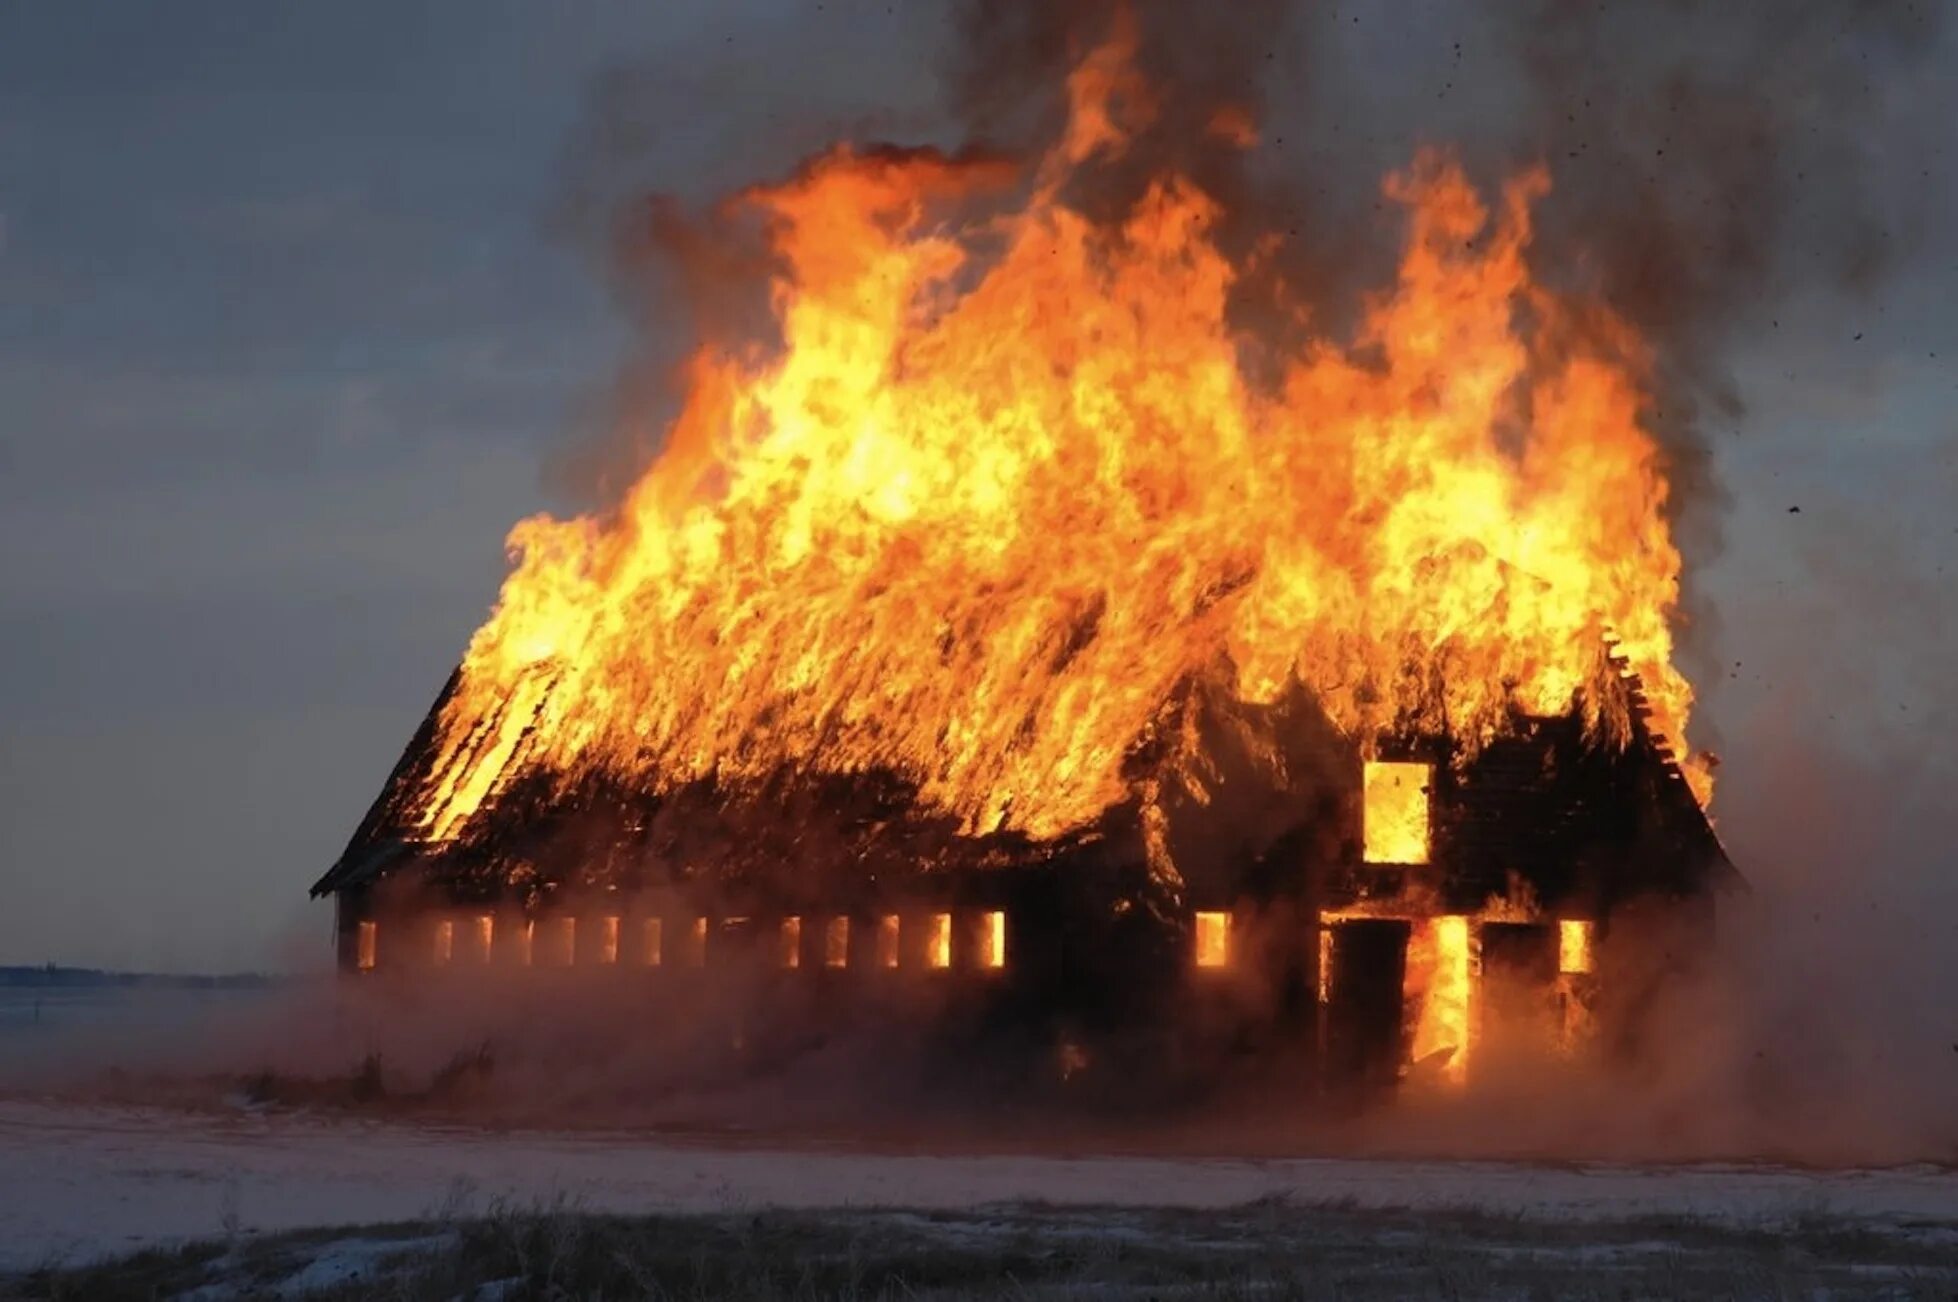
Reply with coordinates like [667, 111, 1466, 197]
[1407, 915, 1473, 1085]
[414, 26, 1704, 847]
[1362, 761, 1432, 864]
[979, 910, 1007, 970]
[1558, 918, 1595, 975]
[1194, 910, 1230, 968]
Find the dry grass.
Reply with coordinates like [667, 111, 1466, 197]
[6, 1197, 1957, 1300]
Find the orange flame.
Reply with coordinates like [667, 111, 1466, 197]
[1407, 915, 1474, 1085]
[1194, 911, 1231, 968]
[414, 29, 1704, 846]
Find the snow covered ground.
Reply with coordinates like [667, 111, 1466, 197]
[2, 1097, 1955, 1271]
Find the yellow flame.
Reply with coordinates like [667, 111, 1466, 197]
[926, 913, 952, 969]
[1363, 761, 1432, 865]
[979, 910, 1007, 969]
[414, 27, 1705, 846]
[1408, 915, 1473, 1085]
[1194, 911, 1230, 968]
[1558, 918, 1595, 975]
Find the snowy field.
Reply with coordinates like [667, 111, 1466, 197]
[3, 1096, 1956, 1274]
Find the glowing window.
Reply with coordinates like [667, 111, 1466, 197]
[642, 917, 663, 967]
[515, 919, 534, 967]
[598, 915, 621, 965]
[1558, 919, 1595, 975]
[688, 917, 708, 967]
[978, 911, 1006, 969]
[472, 915, 494, 963]
[1407, 915, 1473, 1086]
[1315, 924, 1333, 1003]
[552, 916, 577, 967]
[1194, 911, 1230, 968]
[780, 916, 803, 968]
[926, 913, 952, 969]
[1363, 761, 1432, 864]
[825, 916, 850, 968]
[876, 915, 901, 969]
[355, 920, 377, 972]
[433, 918, 454, 966]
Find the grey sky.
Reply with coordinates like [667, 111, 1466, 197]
[1, 2, 1952, 972]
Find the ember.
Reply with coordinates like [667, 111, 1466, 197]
[311, 16, 1734, 1103]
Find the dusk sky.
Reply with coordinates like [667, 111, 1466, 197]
[2, 1, 1952, 973]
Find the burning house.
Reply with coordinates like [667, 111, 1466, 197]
[312, 24, 1733, 1097]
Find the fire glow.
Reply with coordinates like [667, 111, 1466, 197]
[405, 20, 1705, 851]
[1407, 915, 1474, 1086]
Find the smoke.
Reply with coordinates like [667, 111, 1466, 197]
[944, 0, 1945, 555]
[548, 1, 1947, 588]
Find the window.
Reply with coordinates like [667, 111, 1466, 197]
[977, 911, 1006, 969]
[926, 913, 952, 969]
[641, 917, 663, 967]
[433, 918, 455, 966]
[515, 919, 535, 967]
[687, 917, 708, 967]
[355, 920, 377, 972]
[1558, 919, 1595, 975]
[598, 915, 621, 965]
[876, 915, 901, 969]
[472, 915, 494, 963]
[1194, 911, 1230, 968]
[1363, 761, 1432, 864]
[825, 916, 850, 968]
[551, 916, 577, 967]
[780, 916, 803, 968]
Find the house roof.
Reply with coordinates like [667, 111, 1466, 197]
[312, 649, 1734, 903]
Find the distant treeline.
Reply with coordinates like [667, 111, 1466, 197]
[0, 965, 287, 990]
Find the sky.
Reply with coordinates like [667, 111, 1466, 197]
[0, 1, 1953, 974]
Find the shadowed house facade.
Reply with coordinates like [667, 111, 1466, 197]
[313, 644, 1733, 1096]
